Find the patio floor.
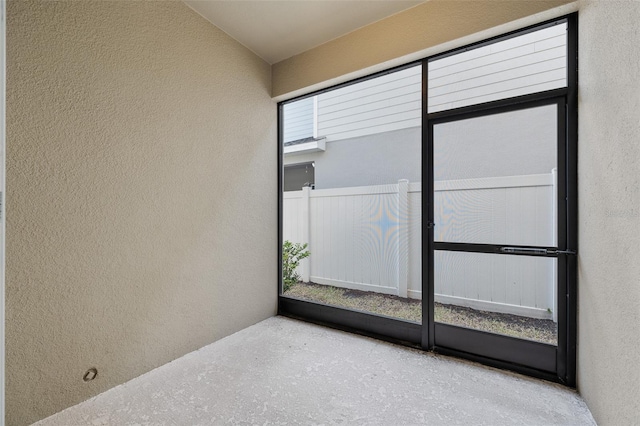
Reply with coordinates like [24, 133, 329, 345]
[36, 316, 594, 425]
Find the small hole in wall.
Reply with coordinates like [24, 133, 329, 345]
[83, 368, 98, 382]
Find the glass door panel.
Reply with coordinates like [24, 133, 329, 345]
[434, 250, 557, 344]
[434, 104, 558, 247]
[432, 102, 561, 346]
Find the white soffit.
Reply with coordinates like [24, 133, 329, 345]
[184, 0, 425, 64]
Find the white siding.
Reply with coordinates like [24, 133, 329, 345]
[317, 65, 422, 141]
[428, 23, 567, 113]
[283, 96, 314, 143]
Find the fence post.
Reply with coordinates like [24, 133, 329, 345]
[398, 179, 409, 298]
[301, 186, 311, 283]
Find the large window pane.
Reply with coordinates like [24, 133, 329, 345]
[281, 65, 422, 323]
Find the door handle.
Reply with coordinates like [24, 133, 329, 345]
[500, 247, 577, 256]
[546, 249, 577, 255]
[500, 247, 549, 255]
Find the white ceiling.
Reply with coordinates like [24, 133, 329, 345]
[184, 1, 425, 64]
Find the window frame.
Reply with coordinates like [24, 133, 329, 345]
[277, 13, 578, 386]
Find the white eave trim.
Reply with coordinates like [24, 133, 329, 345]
[284, 137, 326, 156]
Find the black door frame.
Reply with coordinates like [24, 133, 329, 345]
[278, 13, 578, 386]
[425, 96, 570, 380]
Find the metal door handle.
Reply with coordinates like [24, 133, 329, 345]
[500, 247, 577, 256]
[500, 247, 549, 255]
[546, 249, 577, 255]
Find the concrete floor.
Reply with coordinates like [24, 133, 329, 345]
[36, 316, 595, 425]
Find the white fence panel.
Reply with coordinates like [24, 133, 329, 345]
[309, 183, 402, 296]
[407, 184, 422, 299]
[283, 189, 310, 281]
[434, 251, 556, 320]
[283, 191, 304, 244]
[433, 173, 556, 319]
[283, 173, 556, 320]
[434, 173, 556, 246]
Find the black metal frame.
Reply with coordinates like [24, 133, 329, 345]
[565, 13, 579, 387]
[277, 104, 284, 299]
[280, 297, 421, 346]
[277, 13, 578, 387]
[427, 95, 569, 378]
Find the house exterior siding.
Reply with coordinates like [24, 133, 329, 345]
[283, 96, 314, 143]
[284, 26, 563, 189]
[428, 23, 568, 112]
[317, 66, 421, 141]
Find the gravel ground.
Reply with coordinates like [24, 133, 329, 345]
[285, 281, 557, 345]
[435, 303, 557, 344]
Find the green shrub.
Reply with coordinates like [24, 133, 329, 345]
[282, 241, 310, 292]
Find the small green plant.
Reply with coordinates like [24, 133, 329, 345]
[282, 241, 310, 292]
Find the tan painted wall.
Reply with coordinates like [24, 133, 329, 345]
[272, 0, 574, 99]
[6, 1, 276, 424]
[577, 1, 640, 424]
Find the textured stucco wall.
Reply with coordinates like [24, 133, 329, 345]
[272, 0, 574, 98]
[6, 1, 276, 424]
[577, 1, 640, 424]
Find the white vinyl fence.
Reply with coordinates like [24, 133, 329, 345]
[283, 171, 557, 321]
